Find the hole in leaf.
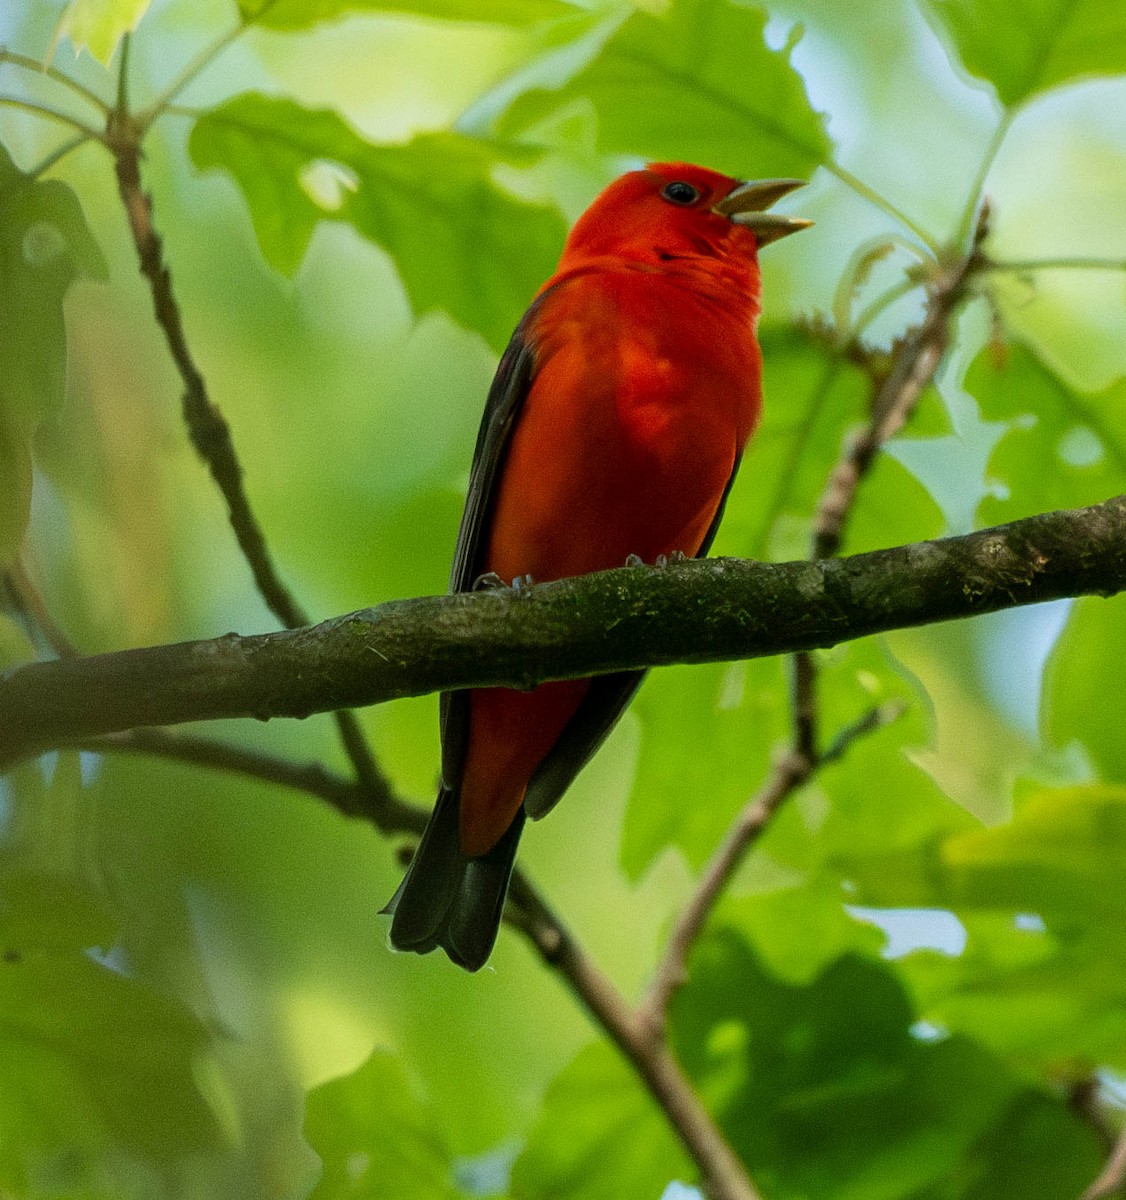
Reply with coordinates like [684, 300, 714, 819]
[1057, 425, 1103, 468]
[299, 159, 359, 212]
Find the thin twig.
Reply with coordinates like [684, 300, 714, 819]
[25, 131, 92, 179]
[812, 203, 990, 560]
[640, 702, 903, 1033]
[5, 560, 78, 659]
[107, 125, 305, 631]
[983, 256, 1126, 275]
[71, 727, 426, 832]
[0, 93, 103, 138]
[0, 47, 109, 112]
[508, 875, 763, 1200]
[105, 98, 396, 824]
[954, 109, 1011, 253]
[1083, 1125, 1126, 1199]
[825, 161, 940, 254]
[136, 19, 247, 130]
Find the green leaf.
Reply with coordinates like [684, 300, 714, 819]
[53, 0, 152, 63]
[968, 340, 1126, 527]
[0, 141, 107, 563]
[671, 933, 1100, 1199]
[0, 950, 226, 1158]
[848, 783, 1126, 1071]
[622, 656, 789, 879]
[510, 1042, 690, 1200]
[496, 0, 831, 180]
[1044, 593, 1126, 783]
[838, 784, 1126, 919]
[921, 0, 1126, 108]
[239, 0, 572, 29]
[717, 880, 885, 986]
[306, 1049, 468, 1199]
[0, 755, 228, 1185]
[189, 95, 567, 350]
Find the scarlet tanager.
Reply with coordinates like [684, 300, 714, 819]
[386, 162, 811, 970]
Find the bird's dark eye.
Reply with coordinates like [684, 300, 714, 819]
[660, 181, 701, 206]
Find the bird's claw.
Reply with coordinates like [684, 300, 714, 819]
[472, 571, 508, 591]
[511, 573, 535, 596]
[655, 550, 687, 569]
[624, 553, 645, 568]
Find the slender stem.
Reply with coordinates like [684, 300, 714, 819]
[640, 702, 901, 1032]
[0, 94, 103, 138]
[813, 205, 989, 560]
[825, 161, 940, 254]
[508, 876, 763, 1200]
[0, 48, 109, 112]
[954, 108, 1012, 252]
[5, 561, 78, 659]
[26, 131, 92, 179]
[137, 21, 246, 129]
[107, 110, 398, 824]
[983, 256, 1126, 274]
[848, 274, 924, 344]
[115, 31, 130, 115]
[1083, 1124, 1126, 1199]
[642, 750, 810, 1030]
[73, 727, 427, 832]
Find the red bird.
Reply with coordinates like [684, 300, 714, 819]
[386, 162, 810, 969]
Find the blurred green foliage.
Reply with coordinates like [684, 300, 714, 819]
[1, 0, 1125, 1197]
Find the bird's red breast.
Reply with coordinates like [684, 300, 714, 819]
[457, 164, 766, 856]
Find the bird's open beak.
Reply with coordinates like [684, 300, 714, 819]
[713, 178, 812, 244]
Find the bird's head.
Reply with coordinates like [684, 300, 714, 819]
[560, 161, 812, 270]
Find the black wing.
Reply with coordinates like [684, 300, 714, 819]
[439, 311, 539, 788]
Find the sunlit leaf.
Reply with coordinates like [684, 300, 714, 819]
[717, 880, 885, 986]
[622, 656, 789, 879]
[922, 0, 1126, 108]
[968, 340, 1126, 526]
[848, 783, 1126, 1071]
[511, 1042, 691, 1200]
[496, 0, 831, 179]
[1044, 594, 1126, 782]
[239, 0, 572, 28]
[306, 1049, 468, 1199]
[189, 95, 566, 350]
[53, 0, 152, 63]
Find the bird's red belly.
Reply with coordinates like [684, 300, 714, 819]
[458, 348, 750, 856]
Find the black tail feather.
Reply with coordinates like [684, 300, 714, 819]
[384, 787, 525, 972]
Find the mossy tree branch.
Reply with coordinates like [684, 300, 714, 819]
[4, 494, 1124, 768]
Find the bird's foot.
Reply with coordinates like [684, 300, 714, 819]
[473, 571, 536, 596]
[655, 550, 687, 569]
[624, 550, 688, 570]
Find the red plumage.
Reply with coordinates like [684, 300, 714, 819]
[386, 162, 809, 969]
